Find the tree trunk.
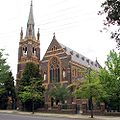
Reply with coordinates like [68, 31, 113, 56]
[32, 101, 34, 114]
[23, 103, 25, 111]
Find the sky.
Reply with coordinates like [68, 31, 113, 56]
[0, 0, 117, 78]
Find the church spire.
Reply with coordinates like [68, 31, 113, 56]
[25, 0, 35, 39]
[28, 1, 34, 25]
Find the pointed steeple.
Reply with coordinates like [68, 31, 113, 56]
[53, 32, 56, 39]
[28, 1, 34, 25]
[95, 57, 101, 68]
[20, 27, 23, 40]
[25, 0, 35, 39]
[37, 28, 40, 40]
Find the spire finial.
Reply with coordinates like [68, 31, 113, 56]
[20, 27, 23, 39]
[53, 32, 56, 39]
[21, 27, 23, 31]
[37, 28, 40, 40]
[95, 57, 98, 62]
[31, 0, 32, 6]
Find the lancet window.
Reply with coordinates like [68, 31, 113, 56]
[50, 57, 60, 83]
[32, 47, 37, 56]
[23, 47, 27, 56]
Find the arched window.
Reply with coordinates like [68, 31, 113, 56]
[63, 70, 66, 78]
[50, 65, 54, 82]
[54, 46, 56, 50]
[33, 47, 34, 53]
[23, 47, 27, 56]
[51, 46, 57, 51]
[32, 47, 37, 56]
[44, 73, 47, 81]
[50, 57, 60, 83]
[56, 65, 60, 82]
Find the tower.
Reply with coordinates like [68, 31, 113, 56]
[16, 1, 40, 85]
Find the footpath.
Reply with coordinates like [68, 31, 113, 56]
[0, 110, 120, 120]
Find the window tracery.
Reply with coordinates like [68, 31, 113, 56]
[50, 57, 60, 82]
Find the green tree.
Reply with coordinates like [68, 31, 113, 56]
[99, 0, 120, 49]
[0, 49, 15, 109]
[18, 62, 45, 113]
[5, 71, 15, 109]
[0, 49, 10, 94]
[72, 70, 106, 118]
[99, 50, 120, 111]
[74, 70, 106, 102]
[48, 83, 71, 104]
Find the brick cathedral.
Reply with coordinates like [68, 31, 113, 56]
[16, 2, 100, 109]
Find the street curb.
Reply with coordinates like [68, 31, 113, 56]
[0, 110, 119, 120]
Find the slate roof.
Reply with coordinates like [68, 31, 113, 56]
[60, 43, 100, 71]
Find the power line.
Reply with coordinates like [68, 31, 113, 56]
[50, 0, 69, 6]
[36, 10, 97, 27]
[0, 0, 98, 38]
[0, 10, 96, 38]
[0, 0, 96, 30]
[36, 4, 83, 22]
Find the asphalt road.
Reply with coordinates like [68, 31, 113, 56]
[0, 113, 80, 120]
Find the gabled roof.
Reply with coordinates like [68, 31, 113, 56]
[59, 43, 100, 71]
[42, 34, 101, 71]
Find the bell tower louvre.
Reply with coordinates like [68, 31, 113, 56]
[16, 1, 40, 85]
